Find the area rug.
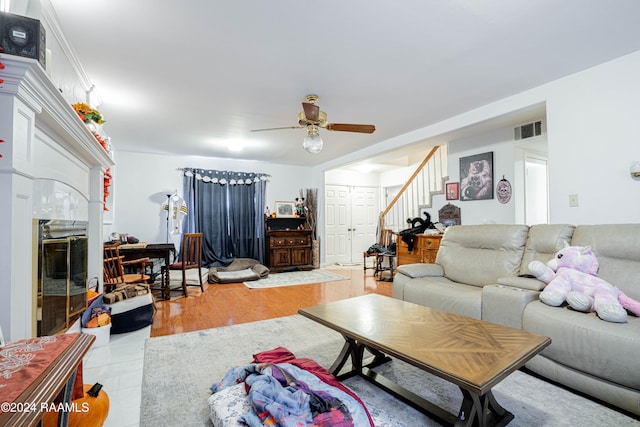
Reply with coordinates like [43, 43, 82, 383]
[140, 315, 638, 427]
[243, 269, 349, 288]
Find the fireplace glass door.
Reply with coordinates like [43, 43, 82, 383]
[38, 236, 88, 336]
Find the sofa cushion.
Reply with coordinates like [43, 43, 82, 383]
[571, 224, 640, 300]
[523, 301, 640, 390]
[403, 277, 483, 319]
[396, 263, 444, 278]
[519, 224, 575, 276]
[436, 224, 529, 287]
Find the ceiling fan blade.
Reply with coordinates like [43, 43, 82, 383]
[326, 123, 376, 134]
[302, 102, 320, 122]
[250, 126, 303, 132]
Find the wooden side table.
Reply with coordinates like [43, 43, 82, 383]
[0, 333, 94, 427]
[396, 233, 442, 266]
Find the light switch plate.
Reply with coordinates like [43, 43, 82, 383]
[569, 194, 579, 207]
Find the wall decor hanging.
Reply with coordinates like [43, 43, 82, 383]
[460, 152, 494, 201]
[445, 182, 459, 200]
[496, 176, 512, 204]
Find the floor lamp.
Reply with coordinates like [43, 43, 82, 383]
[165, 194, 171, 243]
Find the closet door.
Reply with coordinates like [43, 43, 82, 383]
[325, 185, 378, 265]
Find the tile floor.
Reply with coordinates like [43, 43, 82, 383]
[82, 326, 150, 427]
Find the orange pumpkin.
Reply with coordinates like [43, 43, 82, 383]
[42, 383, 110, 427]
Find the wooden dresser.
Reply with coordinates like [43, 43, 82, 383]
[396, 233, 443, 266]
[265, 217, 313, 272]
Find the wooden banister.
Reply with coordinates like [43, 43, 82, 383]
[380, 145, 440, 229]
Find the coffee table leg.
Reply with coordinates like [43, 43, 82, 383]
[329, 338, 356, 375]
[456, 388, 514, 427]
[330, 337, 391, 378]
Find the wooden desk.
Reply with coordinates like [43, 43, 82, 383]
[119, 243, 176, 299]
[0, 333, 95, 427]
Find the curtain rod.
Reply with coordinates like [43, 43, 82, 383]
[176, 167, 271, 177]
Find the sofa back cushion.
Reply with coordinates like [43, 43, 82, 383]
[571, 224, 640, 300]
[519, 224, 575, 276]
[436, 224, 529, 287]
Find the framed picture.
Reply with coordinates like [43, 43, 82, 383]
[459, 152, 494, 201]
[275, 201, 296, 217]
[445, 182, 459, 200]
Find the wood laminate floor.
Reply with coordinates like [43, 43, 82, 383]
[150, 267, 393, 337]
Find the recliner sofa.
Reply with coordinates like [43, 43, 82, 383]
[392, 223, 640, 415]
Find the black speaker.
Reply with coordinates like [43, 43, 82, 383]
[0, 11, 46, 69]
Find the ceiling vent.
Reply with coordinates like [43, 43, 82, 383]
[514, 120, 543, 141]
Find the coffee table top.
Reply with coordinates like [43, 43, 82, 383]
[299, 294, 550, 395]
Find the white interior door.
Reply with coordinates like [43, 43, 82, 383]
[325, 185, 379, 265]
[350, 187, 379, 262]
[325, 185, 350, 265]
[524, 156, 549, 225]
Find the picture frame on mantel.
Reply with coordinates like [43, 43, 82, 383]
[275, 201, 296, 218]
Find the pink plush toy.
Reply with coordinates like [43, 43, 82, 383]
[529, 245, 640, 323]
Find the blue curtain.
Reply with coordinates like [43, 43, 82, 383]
[182, 169, 269, 266]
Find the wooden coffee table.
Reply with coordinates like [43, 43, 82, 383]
[298, 294, 551, 427]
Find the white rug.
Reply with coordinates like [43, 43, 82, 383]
[243, 269, 349, 288]
[140, 315, 639, 427]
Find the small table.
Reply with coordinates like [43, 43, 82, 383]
[0, 333, 94, 427]
[299, 295, 551, 427]
[119, 243, 176, 299]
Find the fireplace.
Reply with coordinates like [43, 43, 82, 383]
[37, 220, 88, 336]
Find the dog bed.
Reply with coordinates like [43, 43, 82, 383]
[208, 258, 269, 283]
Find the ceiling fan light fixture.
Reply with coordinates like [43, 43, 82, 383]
[303, 126, 323, 154]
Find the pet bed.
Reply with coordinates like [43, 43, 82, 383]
[208, 258, 269, 284]
[104, 292, 154, 334]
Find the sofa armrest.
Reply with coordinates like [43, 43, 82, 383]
[497, 276, 546, 291]
[396, 263, 444, 279]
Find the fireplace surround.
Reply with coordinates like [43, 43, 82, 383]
[0, 55, 113, 341]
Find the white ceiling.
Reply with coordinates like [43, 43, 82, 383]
[48, 0, 640, 168]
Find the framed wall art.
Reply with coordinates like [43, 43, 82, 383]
[275, 201, 296, 217]
[459, 152, 494, 201]
[445, 182, 459, 200]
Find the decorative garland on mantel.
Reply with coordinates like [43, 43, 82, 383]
[72, 103, 111, 210]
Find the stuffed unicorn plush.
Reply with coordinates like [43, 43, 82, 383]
[528, 245, 640, 323]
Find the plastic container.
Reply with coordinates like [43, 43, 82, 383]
[81, 323, 111, 347]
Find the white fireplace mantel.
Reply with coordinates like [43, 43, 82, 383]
[0, 55, 114, 341]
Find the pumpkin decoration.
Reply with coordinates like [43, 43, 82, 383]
[42, 383, 110, 427]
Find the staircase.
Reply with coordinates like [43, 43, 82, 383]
[381, 145, 448, 232]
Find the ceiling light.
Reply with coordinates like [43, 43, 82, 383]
[303, 125, 323, 154]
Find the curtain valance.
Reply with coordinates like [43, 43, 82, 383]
[182, 168, 270, 186]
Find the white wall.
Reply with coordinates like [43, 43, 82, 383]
[110, 151, 313, 243]
[543, 52, 640, 224]
[433, 127, 518, 225]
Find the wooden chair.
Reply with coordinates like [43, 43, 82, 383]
[103, 243, 151, 293]
[169, 233, 204, 296]
[364, 229, 395, 275]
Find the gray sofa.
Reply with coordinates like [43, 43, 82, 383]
[392, 224, 640, 416]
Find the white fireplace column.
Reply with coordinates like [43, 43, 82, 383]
[0, 56, 113, 341]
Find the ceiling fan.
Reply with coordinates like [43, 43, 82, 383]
[251, 95, 376, 153]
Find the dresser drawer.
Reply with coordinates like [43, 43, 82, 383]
[271, 236, 309, 246]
